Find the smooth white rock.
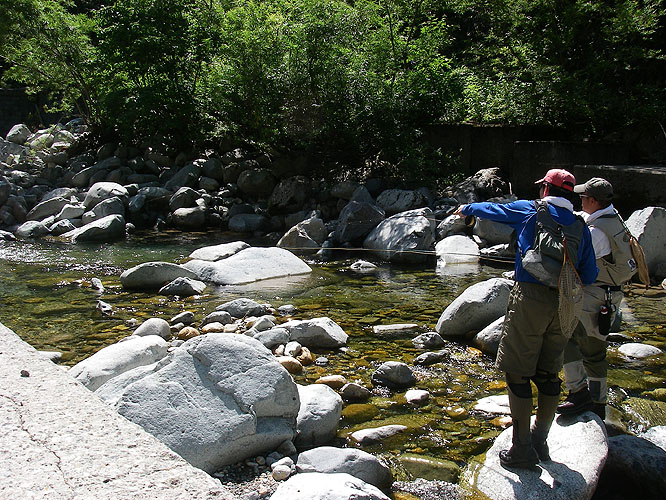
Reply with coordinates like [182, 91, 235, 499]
[462, 413, 608, 500]
[436, 278, 513, 337]
[270, 472, 390, 500]
[69, 335, 168, 391]
[183, 247, 311, 285]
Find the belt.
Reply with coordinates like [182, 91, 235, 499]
[597, 285, 622, 292]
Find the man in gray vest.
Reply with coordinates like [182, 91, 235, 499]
[558, 177, 637, 418]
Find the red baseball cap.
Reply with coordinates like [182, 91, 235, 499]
[534, 169, 575, 192]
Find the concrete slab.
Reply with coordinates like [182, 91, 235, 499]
[0, 322, 236, 499]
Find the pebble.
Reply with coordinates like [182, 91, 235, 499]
[392, 478, 462, 500]
[271, 464, 292, 481]
[214, 461, 279, 500]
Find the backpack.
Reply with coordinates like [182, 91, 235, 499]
[521, 200, 586, 288]
[595, 211, 650, 288]
[594, 212, 639, 286]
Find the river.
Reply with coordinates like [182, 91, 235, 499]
[1, 230, 664, 481]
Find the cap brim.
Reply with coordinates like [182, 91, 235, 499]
[573, 184, 586, 193]
[534, 177, 546, 184]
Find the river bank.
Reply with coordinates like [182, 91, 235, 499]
[0, 322, 234, 499]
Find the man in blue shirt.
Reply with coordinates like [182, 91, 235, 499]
[454, 168, 598, 468]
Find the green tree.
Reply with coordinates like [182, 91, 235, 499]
[0, 0, 100, 124]
[94, 0, 221, 141]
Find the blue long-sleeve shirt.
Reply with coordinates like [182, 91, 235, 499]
[462, 199, 598, 285]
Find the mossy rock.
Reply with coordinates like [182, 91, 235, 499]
[396, 453, 461, 483]
[623, 397, 666, 430]
[341, 404, 379, 424]
[642, 388, 666, 402]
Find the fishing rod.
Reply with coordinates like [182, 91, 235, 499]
[277, 244, 515, 265]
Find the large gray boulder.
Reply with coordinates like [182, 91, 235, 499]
[462, 412, 608, 500]
[472, 315, 505, 356]
[183, 247, 311, 285]
[626, 206, 666, 275]
[297, 446, 392, 491]
[596, 432, 666, 500]
[71, 157, 122, 188]
[132, 318, 171, 340]
[54, 202, 86, 222]
[277, 225, 320, 254]
[120, 261, 199, 291]
[61, 214, 126, 243]
[228, 213, 267, 232]
[376, 189, 428, 216]
[473, 218, 515, 245]
[363, 208, 435, 264]
[281, 317, 348, 348]
[158, 277, 206, 296]
[215, 298, 268, 318]
[6, 123, 31, 144]
[371, 361, 416, 389]
[237, 167, 277, 198]
[268, 175, 311, 213]
[164, 163, 201, 191]
[83, 182, 128, 209]
[169, 187, 200, 211]
[295, 384, 343, 449]
[15, 220, 50, 239]
[69, 335, 168, 391]
[26, 197, 70, 221]
[278, 216, 327, 255]
[81, 196, 125, 225]
[104, 334, 300, 473]
[270, 472, 390, 500]
[171, 206, 207, 230]
[444, 168, 511, 204]
[435, 235, 480, 265]
[436, 278, 513, 337]
[253, 327, 290, 349]
[335, 201, 385, 244]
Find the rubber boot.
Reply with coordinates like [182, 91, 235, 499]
[588, 379, 607, 421]
[556, 387, 593, 415]
[531, 391, 560, 461]
[499, 388, 538, 469]
[591, 403, 606, 420]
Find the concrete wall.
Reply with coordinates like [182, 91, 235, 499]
[426, 125, 665, 213]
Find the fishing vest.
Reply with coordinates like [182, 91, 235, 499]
[591, 213, 637, 285]
[521, 200, 587, 288]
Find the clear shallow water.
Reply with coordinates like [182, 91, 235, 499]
[1, 231, 665, 478]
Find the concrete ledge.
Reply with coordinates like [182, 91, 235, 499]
[0, 322, 236, 499]
[571, 164, 666, 213]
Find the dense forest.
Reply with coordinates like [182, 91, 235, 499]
[1, 0, 665, 180]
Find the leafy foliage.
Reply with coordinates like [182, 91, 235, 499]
[0, 0, 99, 122]
[1, 0, 664, 179]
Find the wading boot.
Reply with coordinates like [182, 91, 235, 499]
[556, 387, 593, 415]
[591, 403, 606, 420]
[531, 392, 560, 462]
[499, 390, 538, 469]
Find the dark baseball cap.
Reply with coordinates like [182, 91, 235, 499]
[573, 177, 613, 201]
